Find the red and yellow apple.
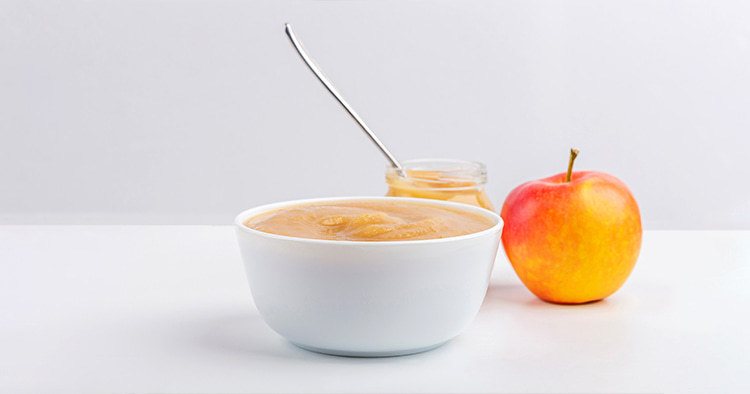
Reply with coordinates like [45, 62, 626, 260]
[500, 149, 642, 304]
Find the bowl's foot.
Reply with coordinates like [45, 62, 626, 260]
[291, 341, 449, 358]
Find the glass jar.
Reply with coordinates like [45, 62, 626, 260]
[385, 159, 495, 211]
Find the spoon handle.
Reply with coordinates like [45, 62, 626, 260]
[284, 23, 404, 173]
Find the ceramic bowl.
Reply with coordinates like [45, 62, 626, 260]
[235, 197, 502, 357]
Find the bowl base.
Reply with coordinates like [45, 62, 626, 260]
[292, 340, 449, 358]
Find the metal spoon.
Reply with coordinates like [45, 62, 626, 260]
[284, 23, 405, 175]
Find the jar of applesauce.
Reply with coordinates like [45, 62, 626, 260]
[385, 159, 495, 211]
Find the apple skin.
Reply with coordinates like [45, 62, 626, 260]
[500, 171, 642, 304]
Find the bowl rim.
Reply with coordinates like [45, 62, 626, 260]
[235, 196, 503, 246]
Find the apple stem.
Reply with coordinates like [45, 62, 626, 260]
[566, 148, 580, 182]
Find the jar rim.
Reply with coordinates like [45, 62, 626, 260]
[385, 158, 488, 189]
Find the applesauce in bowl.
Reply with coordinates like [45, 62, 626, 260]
[244, 199, 494, 241]
[235, 197, 502, 357]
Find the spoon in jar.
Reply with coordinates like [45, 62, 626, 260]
[284, 23, 405, 176]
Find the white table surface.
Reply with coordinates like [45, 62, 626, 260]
[1, 227, 748, 393]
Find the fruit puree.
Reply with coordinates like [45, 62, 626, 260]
[386, 167, 494, 210]
[245, 200, 494, 241]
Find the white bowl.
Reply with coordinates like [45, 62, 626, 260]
[234, 197, 503, 357]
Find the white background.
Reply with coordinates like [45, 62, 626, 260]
[1, 0, 748, 228]
[2, 228, 748, 393]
